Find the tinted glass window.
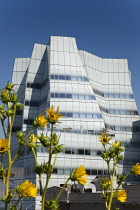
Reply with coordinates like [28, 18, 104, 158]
[85, 95, 90, 100]
[60, 93, 65, 98]
[79, 94, 85, 99]
[55, 75, 59, 79]
[66, 93, 72, 98]
[50, 75, 54, 79]
[77, 76, 83, 81]
[80, 113, 86, 118]
[55, 93, 59, 98]
[66, 113, 73, 117]
[71, 76, 77, 81]
[73, 113, 80, 118]
[66, 75, 71, 80]
[59, 75, 65, 80]
[51, 93, 55, 98]
[73, 94, 79, 99]
[87, 113, 93, 118]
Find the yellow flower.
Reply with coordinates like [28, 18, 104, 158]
[0, 139, 9, 153]
[18, 180, 37, 197]
[116, 189, 127, 202]
[46, 106, 65, 124]
[99, 132, 112, 144]
[132, 163, 140, 175]
[34, 114, 48, 128]
[70, 165, 87, 185]
[112, 141, 124, 149]
[101, 177, 111, 189]
[29, 134, 37, 142]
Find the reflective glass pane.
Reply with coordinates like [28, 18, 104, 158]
[85, 95, 90, 100]
[73, 113, 80, 118]
[54, 75, 58, 79]
[72, 94, 79, 99]
[60, 93, 65, 98]
[55, 93, 59, 98]
[67, 113, 73, 117]
[59, 75, 65, 80]
[66, 93, 72, 98]
[86, 113, 93, 118]
[80, 113, 86, 118]
[79, 94, 85, 99]
[66, 75, 71, 80]
[50, 75, 54, 79]
[71, 76, 77, 81]
[77, 76, 83, 81]
[51, 93, 54, 98]
[104, 93, 109, 97]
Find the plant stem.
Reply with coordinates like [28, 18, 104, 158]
[55, 179, 70, 202]
[108, 159, 116, 210]
[41, 124, 54, 210]
[31, 147, 43, 195]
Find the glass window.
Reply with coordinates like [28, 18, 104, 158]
[121, 126, 126, 131]
[54, 75, 58, 79]
[61, 112, 65, 116]
[59, 75, 65, 80]
[58, 168, 63, 175]
[66, 113, 73, 117]
[104, 93, 109, 98]
[72, 94, 79, 99]
[51, 93, 55, 98]
[85, 95, 90, 100]
[64, 168, 71, 175]
[86, 169, 91, 175]
[85, 150, 90, 155]
[87, 113, 93, 118]
[83, 77, 89, 82]
[126, 110, 131, 115]
[125, 94, 130, 99]
[66, 93, 72, 98]
[120, 110, 126, 115]
[60, 93, 65, 98]
[55, 93, 59, 98]
[91, 95, 95, 100]
[114, 93, 120, 98]
[126, 127, 132, 132]
[73, 113, 80, 118]
[78, 149, 84, 155]
[50, 75, 54, 79]
[77, 76, 83, 81]
[109, 93, 114, 98]
[80, 113, 86, 118]
[53, 168, 57, 174]
[110, 110, 115, 114]
[120, 94, 125, 98]
[115, 126, 121, 131]
[90, 150, 97, 156]
[92, 170, 97, 175]
[79, 94, 85, 99]
[71, 76, 77, 81]
[98, 170, 103, 175]
[66, 75, 71, 80]
[93, 114, 98, 118]
[115, 110, 120, 114]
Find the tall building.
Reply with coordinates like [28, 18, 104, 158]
[11, 36, 140, 208]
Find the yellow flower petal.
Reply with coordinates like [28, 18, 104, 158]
[117, 189, 127, 202]
[0, 139, 9, 153]
[18, 180, 37, 197]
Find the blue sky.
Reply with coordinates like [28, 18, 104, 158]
[0, 0, 140, 136]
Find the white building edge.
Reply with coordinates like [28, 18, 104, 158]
[11, 36, 140, 208]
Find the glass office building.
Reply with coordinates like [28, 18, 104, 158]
[11, 36, 140, 208]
